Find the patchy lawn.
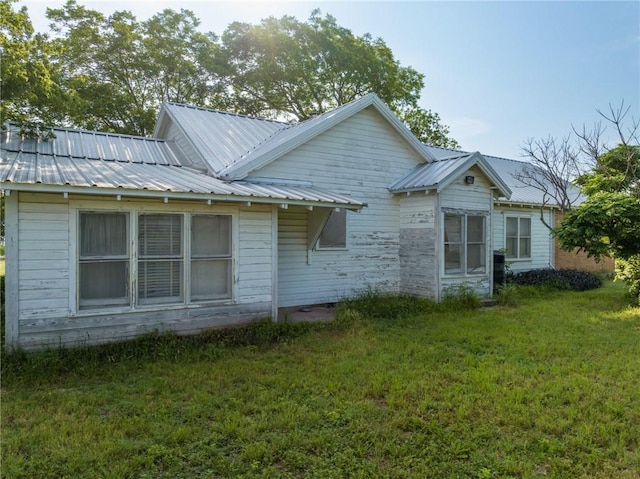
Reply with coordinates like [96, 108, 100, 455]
[2, 282, 639, 478]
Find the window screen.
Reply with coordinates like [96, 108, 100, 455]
[79, 212, 130, 309]
[190, 215, 232, 301]
[318, 209, 347, 249]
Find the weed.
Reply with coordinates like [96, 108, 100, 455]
[441, 284, 482, 310]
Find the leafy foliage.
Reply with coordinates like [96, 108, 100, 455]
[45, 1, 226, 135]
[0, 0, 64, 130]
[614, 255, 640, 304]
[555, 192, 640, 260]
[507, 268, 603, 291]
[576, 144, 640, 197]
[3, 2, 458, 146]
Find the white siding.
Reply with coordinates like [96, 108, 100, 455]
[18, 194, 71, 323]
[439, 167, 494, 298]
[493, 205, 555, 272]
[399, 193, 438, 298]
[12, 193, 275, 351]
[256, 107, 424, 306]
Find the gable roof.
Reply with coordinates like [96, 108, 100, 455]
[388, 151, 512, 198]
[0, 125, 364, 209]
[423, 145, 581, 207]
[157, 93, 436, 180]
[155, 103, 289, 174]
[220, 93, 436, 179]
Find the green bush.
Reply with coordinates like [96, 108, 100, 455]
[507, 268, 603, 291]
[615, 255, 640, 304]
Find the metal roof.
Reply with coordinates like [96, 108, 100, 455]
[1, 125, 186, 166]
[388, 151, 512, 198]
[423, 145, 581, 206]
[158, 103, 289, 174]
[0, 126, 364, 208]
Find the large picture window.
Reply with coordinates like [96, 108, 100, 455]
[78, 211, 233, 310]
[444, 213, 486, 275]
[505, 217, 531, 259]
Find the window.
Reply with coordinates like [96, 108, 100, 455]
[138, 214, 184, 305]
[79, 212, 130, 309]
[318, 209, 347, 249]
[78, 211, 233, 310]
[444, 214, 486, 275]
[505, 217, 531, 259]
[190, 215, 232, 301]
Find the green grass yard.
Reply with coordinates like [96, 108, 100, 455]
[2, 282, 639, 478]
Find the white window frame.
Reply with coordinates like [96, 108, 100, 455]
[78, 211, 131, 310]
[71, 202, 237, 316]
[443, 213, 487, 277]
[505, 215, 532, 261]
[316, 208, 348, 251]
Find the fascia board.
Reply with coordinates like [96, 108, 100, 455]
[1, 182, 367, 210]
[435, 152, 512, 198]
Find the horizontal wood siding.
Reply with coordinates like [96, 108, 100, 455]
[439, 166, 493, 298]
[13, 193, 274, 351]
[256, 107, 424, 306]
[399, 194, 438, 298]
[18, 195, 70, 324]
[237, 204, 274, 302]
[493, 205, 554, 272]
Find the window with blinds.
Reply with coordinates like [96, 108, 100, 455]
[138, 214, 184, 305]
[77, 210, 234, 310]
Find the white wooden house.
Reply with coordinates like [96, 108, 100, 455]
[1, 93, 568, 352]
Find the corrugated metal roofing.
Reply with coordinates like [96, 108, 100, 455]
[388, 153, 472, 192]
[423, 145, 581, 206]
[1, 125, 186, 166]
[160, 103, 289, 174]
[0, 126, 363, 208]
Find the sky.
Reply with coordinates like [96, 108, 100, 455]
[16, 0, 640, 160]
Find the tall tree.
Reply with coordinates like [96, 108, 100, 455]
[220, 10, 458, 147]
[0, 0, 62, 133]
[552, 103, 640, 302]
[46, 0, 225, 135]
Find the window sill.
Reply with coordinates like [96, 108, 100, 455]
[505, 258, 532, 262]
[315, 247, 349, 252]
[71, 299, 237, 318]
[442, 272, 488, 278]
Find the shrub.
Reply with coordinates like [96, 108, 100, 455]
[507, 268, 603, 291]
[615, 255, 640, 305]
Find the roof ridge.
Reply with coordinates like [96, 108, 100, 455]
[2, 122, 169, 143]
[163, 102, 293, 126]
